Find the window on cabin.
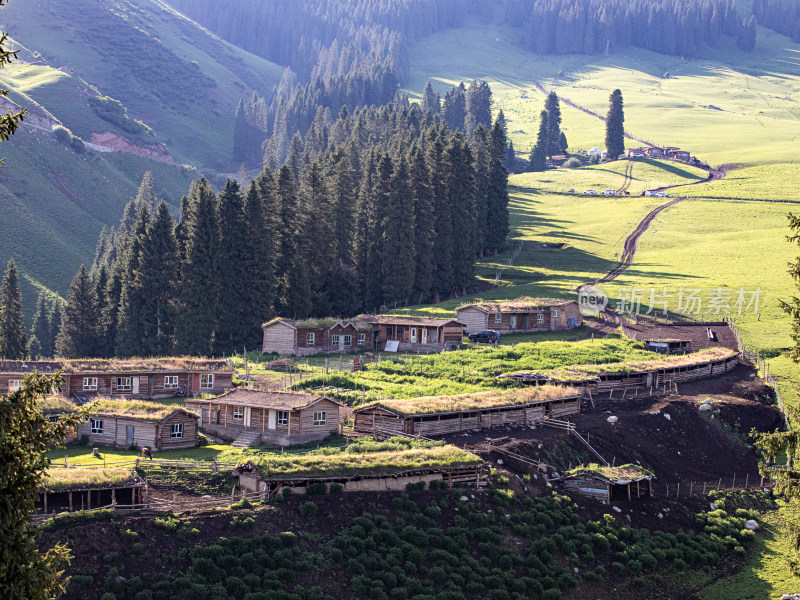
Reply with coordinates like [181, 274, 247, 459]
[90, 419, 103, 434]
[494, 313, 502, 323]
[232, 406, 244, 420]
[358, 333, 366, 345]
[313, 411, 327, 426]
[200, 374, 214, 389]
[277, 411, 289, 426]
[306, 332, 315, 345]
[343, 335, 352, 346]
[83, 377, 98, 391]
[331, 334, 340, 345]
[9, 379, 22, 392]
[116, 377, 132, 391]
[170, 423, 183, 438]
[510, 316, 517, 329]
[537, 313, 544, 323]
[553, 309, 559, 318]
[164, 376, 179, 389]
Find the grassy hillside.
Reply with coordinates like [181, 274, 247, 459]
[0, 0, 284, 319]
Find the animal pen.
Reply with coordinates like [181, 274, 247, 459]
[352, 386, 582, 437]
[561, 464, 654, 503]
[37, 467, 145, 514]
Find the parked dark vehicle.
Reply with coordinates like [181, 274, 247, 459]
[468, 330, 501, 343]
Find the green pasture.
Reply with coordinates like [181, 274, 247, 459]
[680, 164, 800, 202]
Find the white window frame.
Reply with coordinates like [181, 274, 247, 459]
[164, 375, 179, 389]
[8, 379, 22, 392]
[331, 334, 340, 345]
[200, 373, 214, 389]
[553, 309, 559, 318]
[170, 423, 183, 438]
[537, 313, 545, 323]
[90, 418, 104, 434]
[343, 334, 352, 346]
[306, 332, 315, 345]
[232, 406, 244, 420]
[494, 313, 502, 323]
[510, 315, 517, 329]
[277, 411, 289, 426]
[116, 377, 132, 391]
[313, 411, 327, 426]
[83, 377, 98, 391]
[358, 333, 366, 345]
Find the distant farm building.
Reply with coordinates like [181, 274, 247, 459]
[456, 298, 583, 335]
[185, 389, 343, 447]
[261, 315, 464, 355]
[644, 339, 692, 355]
[37, 467, 144, 515]
[76, 399, 199, 450]
[0, 358, 234, 400]
[663, 147, 692, 161]
[562, 464, 654, 503]
[353, 387, 582, 437]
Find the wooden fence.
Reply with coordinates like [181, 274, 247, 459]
[48, 457, 240, 472]
[651, 474, 773, 499]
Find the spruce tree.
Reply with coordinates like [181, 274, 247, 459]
[559, 131, 569, 154]
[421, 80, 440, 115]
[48, 301, 62, 358]
[486, 114, 511, 254]
[141, 201, 179, 356]
[442, 82, 466, 132]
[0, 259, 27, 359]
[465, 80, 492, 137]
[100, 268, 122, 358]
[174, 179, 219, 356]
[327, 156, 358, 316]
[544, 92, 563, 158]
[56, 265, 101, 358]
[29, 291, 52, 359]
[410, 147, 434, 302]
[605, 89, 625, 159]
[300, 163, 335, 316]
[135, 171, 157, 209]
[529, 110, 549, 172]
[381, 155, 416, 305]
[470, 125, 491, 256]
[115, 204, 150, 357]
[446, 135, 478, 293]
[428, 129, 453, 299]
[354, 153, 379, 311]
[215, 180, 249, 354]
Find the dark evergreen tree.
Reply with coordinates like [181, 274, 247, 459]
[48, 301, 62, 359]
[29, 291, 52, 359]
[174, 179, 219, 356]
[559, 131, 569, 154]
[141, 201, 179, 356]
[605, 89, 625, 159]
[354, 153, 379, 311]
[410, 147, 434, 302]
[0, 259, 27, 359]
[421, 80, 440, 114]
[446, 135, 478, 293]
[487, 114, 510, 254]
[115, 204, 150, 357]
[428, 130, 453, 298]
[442, 82, 467, 132]
[529, 110, 549, 172]
[544, 92, 563, 158]
[465, 80, 493, 137]
[135, 171, 157, 209]
[381, 155, 416, 305]
[56, 265, 101, 358]
[470, 126, 491, 256]
[327, 155, 358, 315]
[299, 162, 335, 315]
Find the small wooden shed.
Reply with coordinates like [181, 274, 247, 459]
[37, 467, 144, 514]
[76, 399, 199, 450]
[562, 464, 654, 503]
[644, 339, 692, 355]
[353, 386, 582, 437]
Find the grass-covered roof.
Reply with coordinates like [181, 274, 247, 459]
[566, 463, 654, 482]
[354, 386, 580, 416]
[88, 399, 195, 421]
[60, 357, 234, 373]
[458, 297, 571, 312]
[245, 444, 482, 479]
[42, 467, 137, 490]
[38, 396, 78, 413]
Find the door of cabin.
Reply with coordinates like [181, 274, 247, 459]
[421, 329, 428, 344]
[132, 377, 140, 395]
[126, 425, 134, 446]
[268, 410, 276, 429]
[244, 407, 252, 428]
[410, 327, 417, 343]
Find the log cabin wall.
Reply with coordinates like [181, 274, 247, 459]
[157, 412, 199, 450]
[563, 474, 610, 502]
[456, 307, 489, 335]
[262, 321, 298, 355]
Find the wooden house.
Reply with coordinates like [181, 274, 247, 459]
[261, 318, 374, 356]
[456, 298, 583, 335]
[0, 358, 234, 400]
[353, 387, 582, 437]
[368, 315, 465, 351]
[185, 389, 344, 447]
[644, 339, 692, 355]
[664, 147, 691, 161]
[562, 464, 654, 503]
[37, 467, 144, 514]
[75, 399, 199, 450]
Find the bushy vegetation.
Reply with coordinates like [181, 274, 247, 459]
[88, 96, 156, 140]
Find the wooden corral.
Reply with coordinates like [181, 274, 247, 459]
[456, 298, 583, 335]
[353, 387, 582, 437]
[562, 464, 654, 503]
[499, 348, 740, 397]
[37, 467, 145, 514]
[75, 400, 199, 450]
[186, 389, 344, 446]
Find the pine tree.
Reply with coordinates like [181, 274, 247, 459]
[544, 92, 563, 158]
[486, 114, 510, 254]
[135, 171, 157, 210]
[470, 126, 491, 256]
[141, 201, 179, 356]
[327, 156, 358, 316]
[48, 301, 62, 358]
[354, 153, 379, 311]
[174, 179, 219, 356]
[605, 89, 626, 159]
[300, 163, 335, 316]
[0, 259, 27, 359]
[421, 80, 440, 114]
[115, 204, 150, 357]
[215, 180, 250, 354]
[446, 135, 477, 292]
[428, 129, 453, 299]
[559, 131, 569, 154]
[56, 265, 101, 358]
[442, 82, 466, 132]
[100, 267, 122, 358]
[381, 155, 416, 304]
[29, 291, 52, 359]
[528, 110, 549, 172]
[465, 80, 492, 137]
[410, 147, 434, 302]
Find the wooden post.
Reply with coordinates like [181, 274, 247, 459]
[637, 480, 640, 498]
[745, 474, 749, 489]
[703, 482, 706, 495]
[627, 482, 631, 500]
[676, 483, 680, 498]
[689, 482, 693, 497]
[732, 473, 736, 489]
[43, 491, 47, 514]
[111, 488, 116, 506]
[87, 490, 91, 510]
[69, 491, 73, 512]
[717, 478, 721, 491]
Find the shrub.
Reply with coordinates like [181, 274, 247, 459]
[307, 483, 328, 495]
[134, 592, 153, 600]
[103, 552, 119, 564]
[154, 515, 180, 531]
[299, 502, 318, 518]
[564, 157, 582, 169]
[230, 497, 253, 510]
[42, 508, 115, 531]
[70, 575, 94, 588]
[330, 483, 344, 494]
[282, 487, 293, 497]
[406, 482, 426, 491]
[101, 594, 118, 600]
[121, 528, 139, 542]
[542, 589, 561, 600]
[230, 515, 254, 530]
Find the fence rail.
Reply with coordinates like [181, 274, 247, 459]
[48, 457, 241, 471]
[651, 474, 772, 498]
